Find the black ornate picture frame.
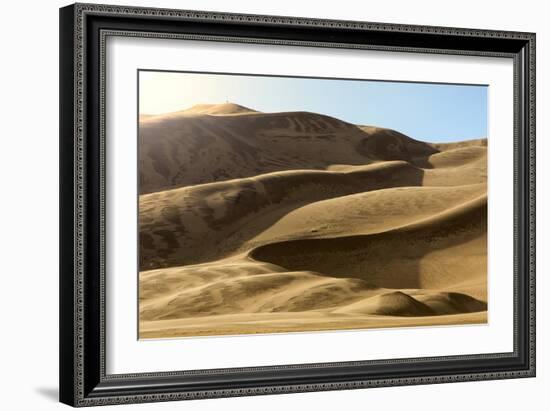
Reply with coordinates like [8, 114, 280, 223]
[59, 3, 535, 407]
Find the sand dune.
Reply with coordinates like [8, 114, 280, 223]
[139, 166, 486, 270]
[249, 195, 486, 291]
[139, 161, 427, 269]
[139, 106, 439, 194]
[250, 184, 486, 245]
[138, 104, 488, 338]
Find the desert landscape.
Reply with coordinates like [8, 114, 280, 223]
[138, 102, 487, 339]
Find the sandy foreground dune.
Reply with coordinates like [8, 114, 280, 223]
[138, 103, 488, 338]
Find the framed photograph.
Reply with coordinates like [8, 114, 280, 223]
[59, 3, 536, 407]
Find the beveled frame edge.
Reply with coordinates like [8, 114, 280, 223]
[59, 2, 536, 407]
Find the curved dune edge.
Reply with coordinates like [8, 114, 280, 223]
[248, 194, 486, 288]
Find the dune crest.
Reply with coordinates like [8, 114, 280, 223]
[181, 102, 259, 115]
[138, 105, 488, 338]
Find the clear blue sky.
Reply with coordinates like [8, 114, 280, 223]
[140, 71, 488, 143]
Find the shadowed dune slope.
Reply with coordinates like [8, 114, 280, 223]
[357, 126, 438, 164]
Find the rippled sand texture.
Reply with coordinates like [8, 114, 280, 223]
[138, 103, 487, 338]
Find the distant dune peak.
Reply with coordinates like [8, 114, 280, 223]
[182, 102, 259, 115]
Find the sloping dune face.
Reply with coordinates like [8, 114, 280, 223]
[138, 106, 437, 194]
[138, 103, 488, 338]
